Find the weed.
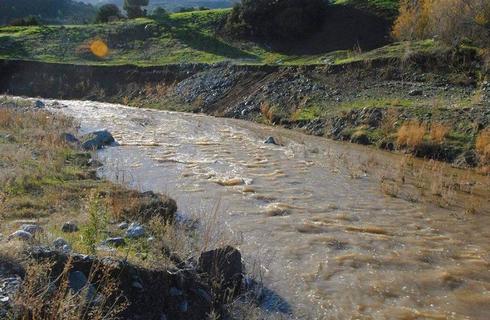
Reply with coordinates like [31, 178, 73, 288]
[429, 123, 449, 143]
[396, 121, 426, 149]
[475, 128, 490, 165]
[81, 191, 108, 255]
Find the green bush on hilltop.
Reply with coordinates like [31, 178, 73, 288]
[225, 0, 328, 40]
[95, 4, 123, 23]
[124, 0, 150, 19]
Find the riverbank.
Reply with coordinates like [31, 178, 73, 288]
[4, 96, 487, 319]
[0, 100, 256, 319]
[1, 46, 489, 171]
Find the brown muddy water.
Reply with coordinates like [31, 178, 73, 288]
[36, 98, 490, 319]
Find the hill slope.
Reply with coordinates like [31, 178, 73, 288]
[0, 0, 96, 26]
[0, 7, 395, 66]
[81, 0, 237, 12]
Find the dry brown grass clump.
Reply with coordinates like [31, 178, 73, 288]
[260, 102, 274, 122]
[429, 123, 450, 143]
[476, 128, 490, 165]
[396, 121, 426, 149]
[13, 259, 127, 320]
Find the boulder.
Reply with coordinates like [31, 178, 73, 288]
[61, 221, 79, 233]
[198, 246, 243, 302]
[27, 247, 214, 320]
[126, 223, 145, 239]
[81, 130, 115, 150]
[7, 230, 32, 242]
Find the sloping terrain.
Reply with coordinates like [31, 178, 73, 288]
[0, 6, 392, 65]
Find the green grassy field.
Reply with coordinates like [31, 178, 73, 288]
[0, 4, 443, 67]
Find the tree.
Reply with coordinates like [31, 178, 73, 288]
[95, 4, 122, 23]
[392, 0, 490, 47]
[124, 0, 149, 19]
[225, 0, 327, 40]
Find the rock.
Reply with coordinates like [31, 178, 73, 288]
[264, 136, 279, 145]
[61, 133, 79, 144]
[68, 271, 97, 302]
[126, 223, 145, 239]
[81, 130, 115, 150]
[88, 158, 103, 168]
[409, 89, 423, 96]
[117, 190, 177, 222]
[68, 271, 88, 293]
[34, 100, 45, 108]
[350, 131, 370, 145]
[453, 150, 478, 168]
[27, 247, 214, 319]
[131, 281, 143, 290]
[169, 287, 183, 296]
[61, 221, 79, 233]
[7, 230, 33, 241]
[21, 224, 43, 235]
[104, 237, 126, 247]
[198, 246, 243, 302]
[53, 237, 68, 249]
[118, 222, 129, 229]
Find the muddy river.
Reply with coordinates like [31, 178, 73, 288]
[42, 99, 490, 319]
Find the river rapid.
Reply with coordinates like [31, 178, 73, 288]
[41, 98, 490, 319]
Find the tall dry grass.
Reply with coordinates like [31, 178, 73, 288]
[396, 121, 426, 149]
[13, 259, 127, 320]
[429, 123, 450, 143]
[476, 128, 490, 165]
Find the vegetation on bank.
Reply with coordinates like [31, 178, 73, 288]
[0, 98, 270, 319]
[0, 8, 454, 66]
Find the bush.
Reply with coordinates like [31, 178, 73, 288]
[393, 0, 490, 47]
[95, 4, 122, 23]
[124, 0, 149, 19]
[9, 16, 40, 26]
[225, 0, 328, 40]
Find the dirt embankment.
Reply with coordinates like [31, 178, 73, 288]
[1, 52, 489, 168]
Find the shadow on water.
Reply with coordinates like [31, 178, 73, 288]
[246, 278, 293, 316]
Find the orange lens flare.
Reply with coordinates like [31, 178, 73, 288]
[89, 39, 109, 58]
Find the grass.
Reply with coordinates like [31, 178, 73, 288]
[0, 99, 197, 268]
[0, 6, 452, 67]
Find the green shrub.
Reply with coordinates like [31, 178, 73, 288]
[95, 4, 122, 23]
[225, 0, 328, 40]
[124, 0, 149, 19]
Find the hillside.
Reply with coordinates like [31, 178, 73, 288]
[0, 0, 96, 26]
[81, 0, 237, 12]
[0, 6, 396, 66]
